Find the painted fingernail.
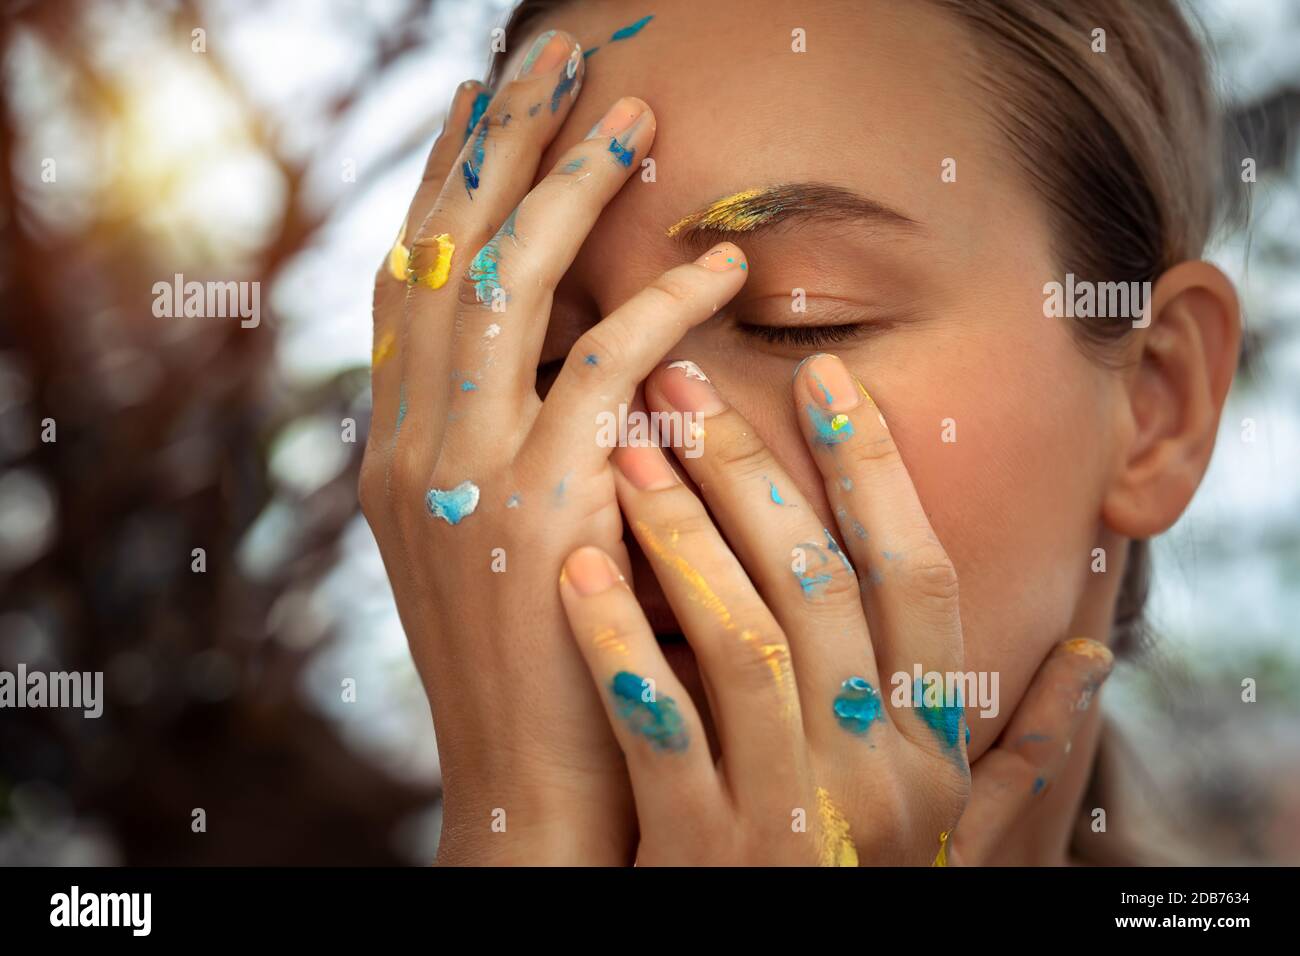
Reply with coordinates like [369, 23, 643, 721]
[805, 353, 860, 412]
[659, 359, 727, 417]
[516, 30, 572, 78]
[613, 443, 680, 491]
[564, 546, 623, 596]
[586, 96, 646, 140]
[698, 242, 747, 272]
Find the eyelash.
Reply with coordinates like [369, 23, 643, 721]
[737, 322, 869, 347]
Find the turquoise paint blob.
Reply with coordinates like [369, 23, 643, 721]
[584, 353, 598, 365]
[807, 404, 854, 445]
[505, 492, 521, 509]
[426, 480, 481, 526]
[833, 676, 883, 735]
[768, 479, 785, 505]
[464, 90, 491, 143]
[913, 677, 964, 750]
[461, 379, 477, 391]
[610, 14, 654, 41]
[610, 670, 688, 752]
[608, 135, 635, 167]
[469, 209, 517, 304]
[840, 476, 853, 491]
[562, 157, 586, 174]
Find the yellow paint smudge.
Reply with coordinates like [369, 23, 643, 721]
[740, 629, 796, 720]
[635, 520, 733, 629]
[413, 233, 455, 289]
[387, 217, 410, 281]
[932, 829, 950, 867]
[1062, 637, 1114, 664]
[372, 329, 396, 368]
[592, 627, 629, 657]
[816, 787, 858, 867]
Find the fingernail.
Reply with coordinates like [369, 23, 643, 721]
[564, 546, 623, 596]
[585, 96, 646, 140]
[659, 359, 727, 417]
[613, 444, 680, 491]
[698, 242, 747, 273]
[804, 353, 860, 412]
[516, 30, 571, 78]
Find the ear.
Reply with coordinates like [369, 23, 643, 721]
[1102, 261, 1241, 538]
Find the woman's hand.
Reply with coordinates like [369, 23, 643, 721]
[359, 31, 749, 863]
[557, 352, 1115, 864]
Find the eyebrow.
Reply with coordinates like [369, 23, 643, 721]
[665, 183, 920, 245]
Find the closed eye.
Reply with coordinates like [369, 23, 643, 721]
[737, 322, 870, 347]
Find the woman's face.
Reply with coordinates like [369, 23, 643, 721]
[516, 0, 1123, 756]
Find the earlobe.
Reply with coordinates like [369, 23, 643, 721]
[1102, 261, 1241, 539]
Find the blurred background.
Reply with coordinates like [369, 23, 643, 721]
[0, 0, 1296, 865]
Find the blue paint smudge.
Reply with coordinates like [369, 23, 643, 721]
[840, 476, 853, 491]
[914, 677, 964, 752]
[833, 677, 883, 735]
[807, 405, 854, 445]
[584, 353, 598, 365]
[548, 52, 579, 113]
[610, 14, 654, 41]
[824, 528, 853, 574]
[426, 480, 481, 525]
[583, 46, 600, 59]
[1032, 776, 1046, 795]
[796, 572, 833, 599]
[561, 157, 586, 174]
[461, 379, 477, 391]
[813, 373, 834, 406]
[505, 492, 521, 509]
[608, 135, 635, 167]
[395, 383, 408, 436]
[469, 209, 517, 304]
[464, 90, 491, 143]
[553, 470, 572, 505]
[610, 671, 688, 752]
[462, 119, 489, 197]
[868, 567, 885, 586]
[882, 550, 900, 561]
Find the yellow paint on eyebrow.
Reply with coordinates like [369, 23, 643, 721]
[816, 787, 859, 867]
[635, 520, 733, 629]
[413, 233, 455, 290]
[665, 187, 775, 237]
[372, 329, 396, 367]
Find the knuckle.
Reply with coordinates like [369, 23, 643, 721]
[571, 324, 628, 372]
[705, 425, 771, 479]
[906, 545, 960, 608]
[645, 272, 698, 310]
[845, 434, 902, 469]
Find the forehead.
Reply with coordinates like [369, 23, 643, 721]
[502, 0, 1042, 281]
